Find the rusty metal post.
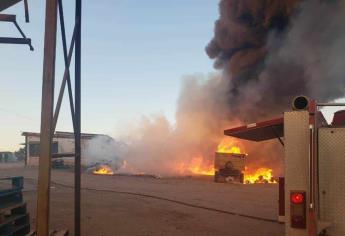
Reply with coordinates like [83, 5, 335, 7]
[36, 0, 58, 235]
[74, 0, 82, 235]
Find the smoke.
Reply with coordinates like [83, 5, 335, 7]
[86, 0, 345, 177]
[117, 74, 240, 176]
[207, 0, 345, 120]
[83, 135, 126, 170]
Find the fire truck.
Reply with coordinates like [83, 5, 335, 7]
[223, 96, 345, 236]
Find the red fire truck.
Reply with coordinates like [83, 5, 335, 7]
[224, 96, 345, 236]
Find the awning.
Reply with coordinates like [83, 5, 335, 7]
[224, 117, 284, 142]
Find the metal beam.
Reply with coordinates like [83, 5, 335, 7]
[0, 14, 16, 22]
[51, 24, 76, 133]
[13, 21, 34, 50]
[24, 0, 29, 22]
[0, 37, 31, 45]
[74, 0, 82, 235]
[0, 15, 33, 50]
[36, 0, 58, 235]
[317, 103, 345, 107]
[58, 0, 76, 131]
[52, 152, 75, 158]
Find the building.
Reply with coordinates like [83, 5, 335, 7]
[22, 131, 113, 166]
[0, 152, 17, 163]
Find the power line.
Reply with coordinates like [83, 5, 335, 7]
[0, 107, 37, 122]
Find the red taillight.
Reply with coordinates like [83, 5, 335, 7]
[290, 191, 306, 229]
[291, 193, 304, 204]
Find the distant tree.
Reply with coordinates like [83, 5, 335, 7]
[14, 147, 26, 162]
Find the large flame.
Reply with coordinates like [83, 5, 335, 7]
[217, 138, 243, 154]
[93, 165, 114, 175]
[243, 167, 277, 184]
[175, 157, 215, 176]
[178, 137, 244, 176]
[181, 138, 243, 176]
[188, 157, 215, 176]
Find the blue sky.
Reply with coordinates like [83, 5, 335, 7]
[0, 0, 219, 151]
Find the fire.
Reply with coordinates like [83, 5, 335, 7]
[93, 165, 114, 175]
[243, 167, 277, 184]
[189, 164, 215, 176]
[176, 157, 215, 176]
[217, 138, 243, 154]
[215, 138, 277, 184]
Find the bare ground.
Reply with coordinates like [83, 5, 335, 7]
[0, 163, 284, 236]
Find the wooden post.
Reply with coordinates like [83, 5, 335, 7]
[36, 0, 58, 235]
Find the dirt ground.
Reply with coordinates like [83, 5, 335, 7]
[0, 163, 284, 236]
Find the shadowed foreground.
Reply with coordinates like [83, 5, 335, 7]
[0, 164, 284, 236]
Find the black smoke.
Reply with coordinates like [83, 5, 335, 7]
[207, 0, 345, 122]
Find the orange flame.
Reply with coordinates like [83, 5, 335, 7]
[217, 138, 244, 154]
[175, 157, 215, 176]
[243, 167, 277, 184]
[189, 164, 215, 176]
[93, 165, 114, 175]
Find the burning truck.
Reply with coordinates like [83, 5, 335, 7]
[214, 139, 277, 184]
[214, 152, 245, 183]
[214, 150, 277, 184]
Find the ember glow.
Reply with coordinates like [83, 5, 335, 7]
[243, 167, 277, 184]
[93, 165, 114, 175]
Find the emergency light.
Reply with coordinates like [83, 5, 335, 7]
[290, 191, 306, 229]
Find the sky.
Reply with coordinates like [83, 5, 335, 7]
[0, 0, 218, 151]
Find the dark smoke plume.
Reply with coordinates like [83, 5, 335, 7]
[207, 0, 345, 121]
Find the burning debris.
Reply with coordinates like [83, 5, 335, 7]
[93, 165, 114, 175]
[243, 167, 277, 184]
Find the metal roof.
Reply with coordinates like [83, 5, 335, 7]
[0, 0, 22, 12]
[22, 131, 111, 140]
[224, 117, 284, 142]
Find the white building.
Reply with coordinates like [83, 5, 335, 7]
[22, 131, 112, 166]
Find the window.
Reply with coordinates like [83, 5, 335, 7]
[29, 142, 58, 157]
